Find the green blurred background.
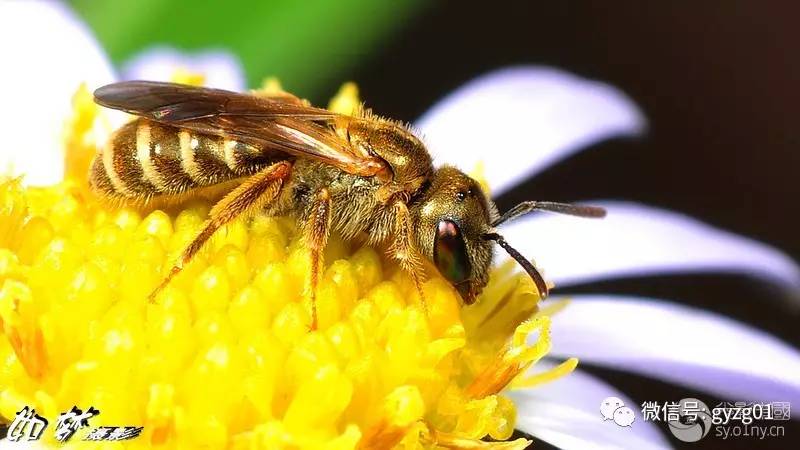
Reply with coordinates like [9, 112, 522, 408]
[69, 0, 425, 98]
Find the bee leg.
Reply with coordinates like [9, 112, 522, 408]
[149, 161, 292, 301]
[390, 201, 428, 314]
[303, 188, 332, 331]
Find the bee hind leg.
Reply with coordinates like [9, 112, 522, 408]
[303, 188, 332, 331]
[148, 161, 292, 302]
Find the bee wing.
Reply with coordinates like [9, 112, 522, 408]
[94, 81, 387, 177]
[94, 80, 334, 120]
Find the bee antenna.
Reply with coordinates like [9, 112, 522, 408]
[492, 201, 606, 227]
[482, 232, 549, 298]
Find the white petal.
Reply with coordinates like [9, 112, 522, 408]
[0, 1, 115, 185]
[122, 47, 246, 91]
[415, 66, 646, 195]
[510, 361, 673, 450]
[501, 200, 800, 289]
[547, 296, 800, 405]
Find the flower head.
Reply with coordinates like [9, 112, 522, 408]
[0, 82, 573, 449]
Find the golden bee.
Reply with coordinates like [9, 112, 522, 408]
[91, 81, 605, 329]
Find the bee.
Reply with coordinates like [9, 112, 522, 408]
[91, 81, 605, 329]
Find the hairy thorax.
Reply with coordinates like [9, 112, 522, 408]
[284, 119, 434, 246]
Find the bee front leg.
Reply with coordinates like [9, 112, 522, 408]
[390, 201, 428, 314]
[149, 161, 292, 301]
[303, 188, 332, 331]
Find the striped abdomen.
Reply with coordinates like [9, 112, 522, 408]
[90, 119, 285, 200]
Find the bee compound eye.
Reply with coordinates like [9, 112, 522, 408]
[433, 220, 472, 285]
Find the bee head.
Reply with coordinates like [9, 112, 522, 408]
[412, 166, 606, 304]
[411, 166, 498, 305]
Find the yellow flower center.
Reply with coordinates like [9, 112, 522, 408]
[0, 80, 576, 449]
